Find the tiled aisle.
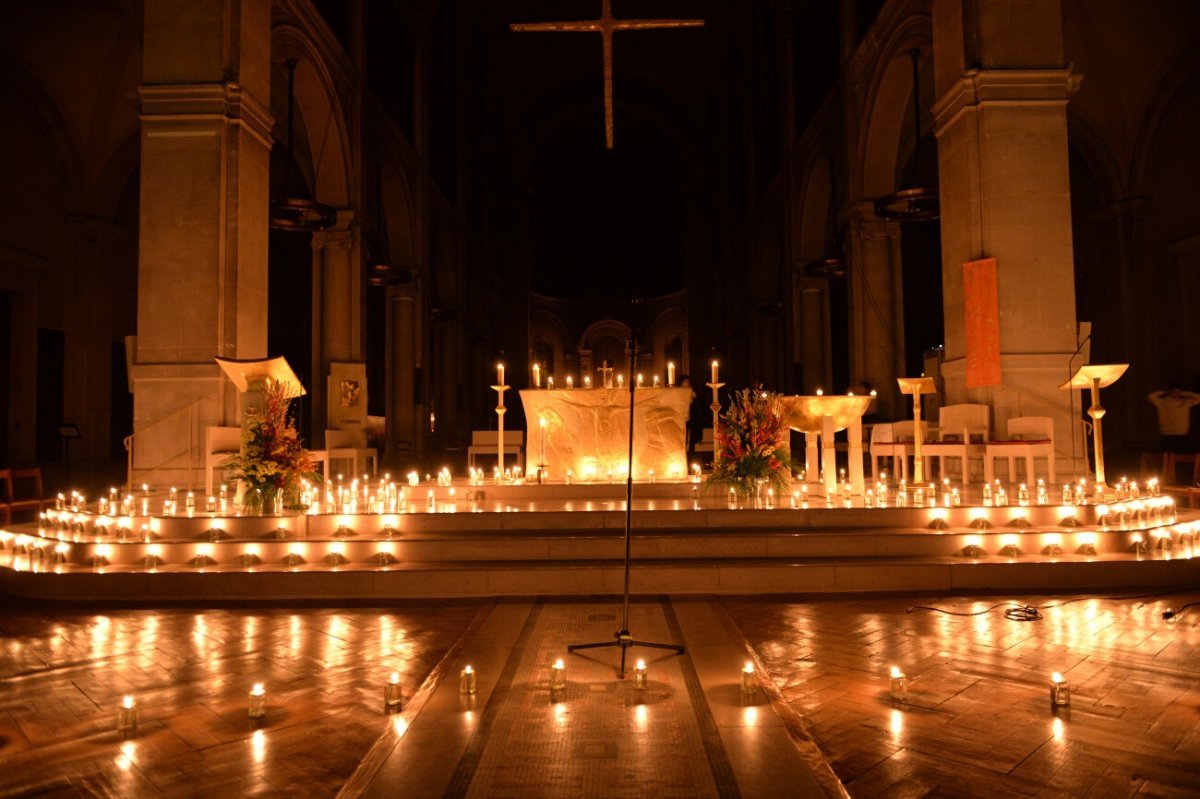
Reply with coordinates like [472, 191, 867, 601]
[720, 591, 1200, 797]
[0, 602, 486, 797]
[359, 597, 828, 799]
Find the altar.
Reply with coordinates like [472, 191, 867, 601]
[519, 388, 692, 480]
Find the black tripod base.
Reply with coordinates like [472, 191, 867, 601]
[568, 629, 686, 678]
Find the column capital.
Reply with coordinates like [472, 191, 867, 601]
[847, 202, 901, 240]
[311, 210, 358, 250]
[932, 68, 1082, 131]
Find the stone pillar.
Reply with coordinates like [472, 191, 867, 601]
[846, 204, 904, 417]
[387, 283, 418, 465]
[64, 214, 121, 476]
[932, 0, 1086, 474]
[793, 274, 832, 393]
[131, 0, 272, 488]
[312, 210, 361, 444]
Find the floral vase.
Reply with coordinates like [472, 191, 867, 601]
[241, 488, 264, 517]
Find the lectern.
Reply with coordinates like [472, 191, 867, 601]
[897, 377, 937, 485]
[1060, 364, 1128, 487]
[216, 356, 305, 448]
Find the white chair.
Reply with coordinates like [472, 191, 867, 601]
[869, 421, 930, 482]
[467, 430, 525, 472]
[325, 429, 378, 479]
[205, 426, 242, 495]
[984, 416, 1055, 485]
[694, 428, 715, 454]
[923, 404, 989, 484]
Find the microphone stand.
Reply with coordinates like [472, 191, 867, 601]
[567, 301, 685, 677]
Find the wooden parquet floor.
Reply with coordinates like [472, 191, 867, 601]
[0, 600, 485, 797]
[720, 592, 1200, 798]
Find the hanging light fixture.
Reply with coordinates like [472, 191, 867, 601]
[269, 60, 337, 232]
[874, 49, 939, 222]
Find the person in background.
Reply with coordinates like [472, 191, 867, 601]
[1148, 382, 1200, 453]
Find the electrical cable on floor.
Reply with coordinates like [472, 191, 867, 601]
[907, 589, 1199, 623]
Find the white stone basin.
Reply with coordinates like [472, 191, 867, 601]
[779, 395, 873, 434]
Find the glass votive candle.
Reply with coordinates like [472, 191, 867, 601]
[550, 658, 566, 692]
[248, 683, 266, 719]
[384, 671, 404, 713]
[889, 666, 908, 701]
[634, 659, 648, 690]
[117, 695, 138, 737]
[1050, 672, 1071, 706]
[740, 661, 756, 694]
[459, 665, 476, 694]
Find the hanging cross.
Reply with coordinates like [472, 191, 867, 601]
[511, 0, 704, 148]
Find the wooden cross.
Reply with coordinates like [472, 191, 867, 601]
[511, 0, 704, 148]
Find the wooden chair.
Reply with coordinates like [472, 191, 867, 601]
[7, 467, 50, 522]
[984, 416, 1056, 485]
[924, 404, 989, 484]
[205, 426, 242, 495]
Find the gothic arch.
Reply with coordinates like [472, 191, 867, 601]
[1128, 36, 1200, 199]
[531, 308, 571, 377]
[645, 306, 687, 368]
[579, 319, 633, 351]
[270, 25, 353, 209]
[797, 157, 834, 261]
[1066, 110, 1126, 206]
[857, 12, 934, 200]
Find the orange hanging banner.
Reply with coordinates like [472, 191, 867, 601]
[963, 257, 1002, 388]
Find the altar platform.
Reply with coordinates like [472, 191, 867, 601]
[2, 482, 1197, 602]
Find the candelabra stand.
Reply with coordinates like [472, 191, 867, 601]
[706, 381, 724, 463]
[493, 384, 509, 477]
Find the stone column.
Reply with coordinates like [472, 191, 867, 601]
[387, 282, 418, 464]
[312, 210, 362, 445]
[793, 274, 831, 393]
[64, 214, 121, 476]
[846, 204, 904, 417]
[131, 0, 272, 488]
[932, 0, 1086, 474]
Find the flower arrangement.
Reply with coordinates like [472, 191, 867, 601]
[708, 389, 793, 498]
[220, 380, 322, 513]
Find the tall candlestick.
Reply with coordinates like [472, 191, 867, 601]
[493, 380, 509, 477]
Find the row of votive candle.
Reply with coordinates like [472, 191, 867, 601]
[529, 363, 684, 389]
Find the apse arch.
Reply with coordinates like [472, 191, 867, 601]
[1128, 38, 1200, 200]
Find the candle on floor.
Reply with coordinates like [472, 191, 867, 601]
[550, 658, 566, 691]
[460, 665, 476, 694]
[117, 694, 138, 737]
[740, 661, 756, 694]
[634, 659, 648, 690]
[889, 666, 908, 701]
[1050, 672, 1071, 706]
[248, 683, 266, 719]
[384, 672, 404, 713]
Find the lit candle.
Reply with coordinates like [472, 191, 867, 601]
[584, 375, 592, 389]
[117, 694, 138, 737]
[248, 683, 266, 719]
[460, 665, 476, 694]
[889, 666, 908, 700]
[566, 376, 573, 389]
[652, 375, 660, 388]
[617, 373, 624, 388]
[1050, 672, 1070, 706]
[384, 671, 404, 713]
[550, 658, 566, 691]
[711, 360, 719, 384]
[497, 362, 504, 386]
[667, 361, 675, 386]
[634, 659, 648, 690]
[547, 376, 554, 389]
[636, 373, 644, 387]
[740, 661, 756, 694]
[533, 362, 541, 388]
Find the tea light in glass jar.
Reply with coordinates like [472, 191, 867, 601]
[740, 661, 756, 694]
[550, 658, 566, 692]
[248, 683, 266, 719]
[460, 665, 477, 694]
[1050, 672, 1071, 706]
[384, 671, 404, 713]
[117, 694, 138, 737]
[889, 666, 908, 701]
[634, 659, 648, 690]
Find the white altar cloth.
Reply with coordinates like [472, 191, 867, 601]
[519, 387, 691, 480]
